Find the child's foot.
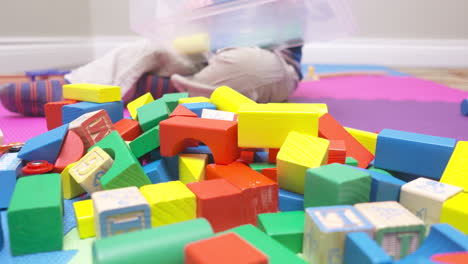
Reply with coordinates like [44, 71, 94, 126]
[0, 79, 68, 116]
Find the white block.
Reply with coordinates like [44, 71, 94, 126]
[201, 108, 237, 121]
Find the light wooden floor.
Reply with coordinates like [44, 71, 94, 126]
[395, 68, 468, 91]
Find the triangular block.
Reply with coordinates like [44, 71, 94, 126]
[18, 124, 69, 163]
[169, 104, 198, 118]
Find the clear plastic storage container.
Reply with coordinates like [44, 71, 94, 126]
[130, 0, 355, 52]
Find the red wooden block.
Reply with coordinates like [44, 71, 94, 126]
[169, 104, 198, 118]
[327, 139, 346, 164]
[432, 252, 468, 264]
[44, 100, 77, 130]
[187, 179, 243, 232]
[319, 113, 374, 168]
[159, 116, 240, 165]
[54, 130, 85, 172]
[69, 109, 115, 149]
[206, 161, 278, 225]
[261, 167, 277, 182]
[268, 148, 279, 164]
[237, 150, 255, 164]
[185, 232, 268, 264]
[114, 119, 143, 141]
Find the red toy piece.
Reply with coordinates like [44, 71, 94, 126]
[268, 148, 279, 164]
[159, 116, 240, 165]
[432, 252, 468, 264]
[22, 160, 54, 175]
[327, 140, 347, 164]
[54, 130, 85, 172]
[237, 150, 255, 164]
[114, 119, 143, 141]
[169, 104, 198, 118]
[261, 167, 278, 182]
[44, 100, 77, 130]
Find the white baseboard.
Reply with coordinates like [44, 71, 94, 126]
[1, 37, 468, 74]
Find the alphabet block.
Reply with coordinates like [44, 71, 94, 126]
[73, 199, 96, 239]
[70, 146, 113, 194]
[17, 124, 68, 163]
[210, 86, 256, 113]
[63, 83, 121, 103]
[143, 159, 171, 184]
[440, 141, 468, 192]
[238, 103, 319, 148]
[303, 205, 374, 264]
[0, 151, 23, 208]
[374, 129, 456, 180]
[61, 162, 85, 199]
[8, 173, 63, 256]
[92, 186, 151, 239]
[440, 192, 468, 234]
[69, 109, 115, 150]
[344, 232, 393, 264]
[128, 125, 160, 158]
[162, 92, 189, 112]
[136, 98, 169, 132]
[345, 127, 378, 155]
[140, 181, 196, 227]
[187, 179, 243, 232]
[114, 118, 143, 141]
[44, 100, 77, 130]
[127, 92, 154, 120]
[54, 130, 85, 172]
[354, 201, 426, 260]
[277, 131, 329, 194]
[179, 153, 208, 184]
[182, 102, 217, 117]
[62, 101, 123, 124]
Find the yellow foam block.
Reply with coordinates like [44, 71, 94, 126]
[277, 131, 329, 194]
[440, 141, 468, 192]
[268, 103, 328, 117]
[73, 199, 95, 239]
[344, 127, 378, 155]
[140, 181, 196, 227]
[173, 33, 210, 55]
[63, 83, 121, 103]
[61, 162, 86, 199]
[210, 86, 256, 113]
[238, 103, 320, 148]
[127, 92, 154, 120]
[179, 96, 210, 104]
[179, 153, 208, 184]
[440, 192, 468, 234]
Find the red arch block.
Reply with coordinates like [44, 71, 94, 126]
[159, 116, 240, 165]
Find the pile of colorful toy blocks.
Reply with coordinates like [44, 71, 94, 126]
[0, 83, 467, 264]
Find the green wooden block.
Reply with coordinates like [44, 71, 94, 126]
[221, 225, 307, 264]
[257, 211, 305, 254]
[249, 162, 276, 173]
[92, 131, 151, 189]
[304, 163, 371, 208]
[162, 92, 189, 112]
[93, 218, 213, 264]
[137, 98, 169, 132]
[345, 157, 359, 167]
[8, 173, 63, 256]
[129, 125, 160, 158]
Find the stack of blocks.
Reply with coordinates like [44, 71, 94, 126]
[1, 83, 468, 264]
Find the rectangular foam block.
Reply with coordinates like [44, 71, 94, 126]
[7, 173, 63, 256]
[179, 96, 210, 104]
[63, 83, 121, 103]
[137, 98, 169, 132]
[0, 152, 23, 209]
[279, 189, 304, 212]
[209, 86, 256, 113]
[114, 118, 143, 141]
[345, 127, 378, 155]
[128, 125, 160, 158]
[374, 129, 456, 180]
[440, 141, 468, 192]
[62, 101, 124, 124]
[44, 100, 78, 130]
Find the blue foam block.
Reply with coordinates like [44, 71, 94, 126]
[162, 155, 179, 181]
[143, 160, 171, 184]
[254, 151, 269, 163]
[348, 166, 405, 202]
[0, 152, 23, 209]
[461, 99, 468, 116]
[279, 189, 304, 212]
[344, 232, 392, 264]
[374, 129, 456, 180]
[181, 102, 216, 117]
[17, 124, 68, 163]
[62, 101, 124, 124]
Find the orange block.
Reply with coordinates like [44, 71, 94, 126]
[114, 119, 142, 141]
[185, 233, 268, 264]
[206, 162, 278, 225]
[169, 104, 198, 118]
[261, 167, 277, 182]
[159, 116, 239, 165]
[44, 100, 77, 130]
[327, 140, 346, 164]
[54, 130, 85, 172]
[268, 148, 279, 164]
[237, 150, 255, 164]
[69, 110, 115, 149]
[319, 114, 374, 168]
[432, 252, 468, 264]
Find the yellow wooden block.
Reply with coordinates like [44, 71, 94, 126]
[173, 33, 210, 55]
[440, 192, 468, 234]
[344, 127, 378, 155]
[127, 92, 154, 120]
[178, 96, 210, 104]
[140, 181, 196, 227]
[73, 199, 96, 239]
[179, 153, 208, 184]
[268, 103, 328, 117]
[441, 141, 468, 192]
[69, 146, 114, 194]
[238, 103, 320, 148]
[61, 162, 86, 199]
[277, 131, 329, 194]
[63, 83, 121, 103]
[210, 86, 256, 113]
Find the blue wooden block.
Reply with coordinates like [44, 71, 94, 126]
[17, 124, 68, 164]
[344, 232, 393, 264]
[143, 160, 171, 184]
[348, 166, 405, 202]
[461, 98, 468, 116]
[279, 189, 304, 212]
[254, 151, 269, 163]
[62, 101, 123, 124]
[162, 155, 179, 181]
[374, 129, 456, 180]
[0, 211, 3, 250]
[181, 102, 216, 117]
[0, 152, 23, 209]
